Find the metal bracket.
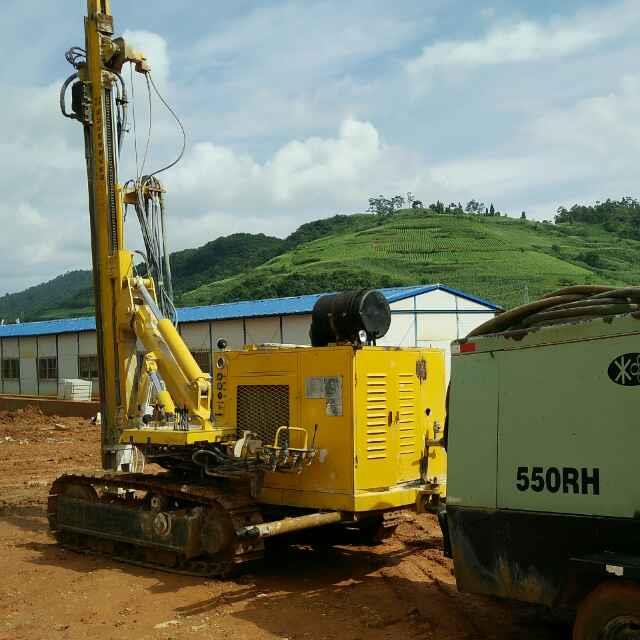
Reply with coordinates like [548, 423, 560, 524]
[96, 13, 114, 35]
[416, 358, 427, 381]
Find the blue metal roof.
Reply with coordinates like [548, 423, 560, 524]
[0, 316, 96, 338]
[0, 284, 499, 338]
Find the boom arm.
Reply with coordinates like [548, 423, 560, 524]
[131, 279, 212, 428]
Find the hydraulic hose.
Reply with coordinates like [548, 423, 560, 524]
[468, 285, 640, 336]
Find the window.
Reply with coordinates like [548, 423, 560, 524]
[79, 355, 99, 379]
[38, 357, 58, 381]
[2, 358, 19, 380]
[191, 350, 211, 374]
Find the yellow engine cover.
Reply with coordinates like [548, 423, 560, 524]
[214, 345, 447, 513]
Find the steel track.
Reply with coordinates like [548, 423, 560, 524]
[48, 472, 264, 577]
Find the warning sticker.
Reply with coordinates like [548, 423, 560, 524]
[305, 376, 343, 416]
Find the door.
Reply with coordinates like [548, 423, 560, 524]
[355, 349, 397, 490]
[395, 364, 420, 483]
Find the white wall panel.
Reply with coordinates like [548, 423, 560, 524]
[39, 381, 58, 396]
[245, 317, 281, 344]
[3, 381, 19, 394]
[378, 314, 415, 347]
[416, 314, 457, 342]
[58, 333, 79, 380]
[211, 320, 244, 349]
[3, 337, 19, 358]
[390, 298, 414, 311]
[19, 336, 37, 395]
[457, 312, 495, 338]
[455, 295, 494, 311]
[37, 335, 57, 357]
[282, 315, 311, 345]
[78, 331, 97, 355]
[180, 323, 210, 351]
[416, 290, 457, 310]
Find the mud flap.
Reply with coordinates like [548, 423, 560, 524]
[437, 507, 452, 558]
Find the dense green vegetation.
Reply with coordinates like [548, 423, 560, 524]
[3, 202, 640, 322]
[182, 209, 640, 309]
[170, 233, 285, 293]
[555, 197, 640, 239]
[0, 233, 285, 321]
[0, 270, 93, 322]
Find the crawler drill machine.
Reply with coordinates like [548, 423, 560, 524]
[48, 1, 447, 576]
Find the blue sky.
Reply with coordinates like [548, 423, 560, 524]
[1, 0, 639, 295]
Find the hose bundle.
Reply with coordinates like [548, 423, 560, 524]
[468, 285, 640, 337]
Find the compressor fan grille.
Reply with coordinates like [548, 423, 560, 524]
[236, 384, 290, 445]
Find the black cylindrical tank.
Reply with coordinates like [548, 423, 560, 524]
[310, 289, 391, 347]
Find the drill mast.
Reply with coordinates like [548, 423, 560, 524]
[82, 0, 136, 466]
[61, 1, 223, 469]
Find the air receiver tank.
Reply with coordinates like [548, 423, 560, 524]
[310, 289, 391, 347]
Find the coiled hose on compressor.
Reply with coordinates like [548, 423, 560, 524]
[468, 285, 640, 337]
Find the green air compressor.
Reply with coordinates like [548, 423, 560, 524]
[442, 285, 640, 640]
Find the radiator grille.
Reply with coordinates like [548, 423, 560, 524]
[236, 384, 289, 445]
[366, 373, 388, 460]
[397, 373, 417, 455]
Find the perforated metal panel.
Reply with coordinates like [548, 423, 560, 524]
[236, 384, 289, 444]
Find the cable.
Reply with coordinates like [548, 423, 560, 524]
[139, 73, 153, 178]
[147, 73, 186, 178]
[65, 46, 86, 69]
[129, 64, 140, 179]
[91, 65, 185, 324]
[123, 71, 186, 324]
[113, 71, 128, 154]
[59, 72, 79, 119]
[468, 285, 640, 336]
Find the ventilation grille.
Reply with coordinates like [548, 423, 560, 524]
[236, 384, 289, 444]
[366, 373, 388, 460]
[397, 373, 417, 455]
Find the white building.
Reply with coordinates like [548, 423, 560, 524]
[0, 284, 499, 397]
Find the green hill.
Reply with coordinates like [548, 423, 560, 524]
[181, 210, 640, 309]
[0, 270, 93, 322]
[3, 206, 640, 321]
[0, 232, 286, 322]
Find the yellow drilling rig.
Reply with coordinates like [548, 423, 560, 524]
[48, 0, 447, 576]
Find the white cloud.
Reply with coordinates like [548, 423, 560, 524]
[170, 118, 384, 215]
[425, 74, 640, 217]
[408, 1, 640, 74]
[526, 74, 640, 155]
[176, 1, 427, 145]
[193, 1, 421, 79]
[123, 30, 170, 87]
[0, 79, 91, 294]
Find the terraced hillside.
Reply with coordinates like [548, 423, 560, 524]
[182, 210, 639, 309]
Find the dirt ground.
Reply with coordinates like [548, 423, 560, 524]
[0, 406, 571, 640]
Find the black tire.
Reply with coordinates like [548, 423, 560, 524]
[573, 580, 640, 640]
